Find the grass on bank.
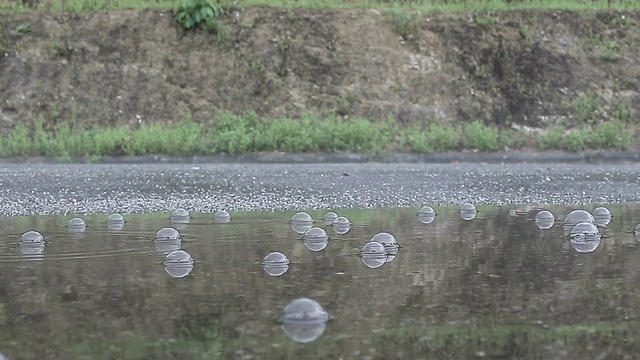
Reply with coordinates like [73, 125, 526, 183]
[1, 0, 640, 14]
[0, 111, 634, 160]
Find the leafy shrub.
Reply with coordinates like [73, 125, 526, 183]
[175, 0, 224, 31]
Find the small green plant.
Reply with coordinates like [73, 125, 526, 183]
[175, 0, 224, 31]
[15, 23, 32, 34]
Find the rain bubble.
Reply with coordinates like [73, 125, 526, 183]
[214, 210, 231, 223]
[569, 222, 602, 253]
[291, 212, 313, 222]
[563, 209, 595, 235]
[280, 298, 329, 343]
[170, 208, 190, 224]
[323, 212, 339, 226]
[290, 212, 314, 234]
[68, 217, 86, 233]
[359, 241, 388, 269]
[370, 232, 399, 256]
[107, 213, 125, 223]
[635, 223, 640, 235]
[593, 206, 612, 226]
[302, 227, 330, 252]
[535, 210, 556, 230]
[155, 227, 181, 240]
[107, 213, 126, 230]
[332, 216, 352, 235]
[262, 251, 290, 277]
[20, 230, 44, 244]
[459, 203, 477, 221]
[20, 242, 45, 258]
[418, 206, 436, 224]
[163, 249, 194, 278]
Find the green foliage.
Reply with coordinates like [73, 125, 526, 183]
[175, 0, 224, 31]
[1, 110, 639, 159]
[15, 23, 32, 34]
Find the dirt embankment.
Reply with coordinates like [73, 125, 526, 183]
[0, 8, 638, 132]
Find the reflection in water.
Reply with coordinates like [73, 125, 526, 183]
[20, 242, 45, 258]
[6, 205, 640, 358]
[279, 298, 329, 343]
[459, 203, 477, 221]
[163, 249, 194, 278]
[535, 210, 555, 230]
[418, 205, 436, 224]
[323, 211, 338, 226]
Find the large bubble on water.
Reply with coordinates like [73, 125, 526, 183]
[592, 206, 612, 226]
[332, 216, 352, 235]
[563, 209, 595, 235]
[459, 203, 477, 221]
[262, 251, 290, 277]
[170, 208, 190, 224]
[370, 232, 399, 256]
[107, 213, 126, 230]
[156, 227, 181, 240]
[280, 298, 329, 343]
[302, 227, 330, 252]
[20, 230, 44, 244]
[163, 249, 194, 278]
[68, 217, 86, 233]
[290, 212, 314, 234]
[569, 222, 602, 253]
[359, 241, 388, 269]
[323, 212, 339, 226]
[418, 206, 436, 224]
[535, 210, 556, 230]
[214, 210, 231, 224]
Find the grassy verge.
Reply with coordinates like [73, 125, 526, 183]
[0, 111, 635, 160]
[2, 0, 640, 14]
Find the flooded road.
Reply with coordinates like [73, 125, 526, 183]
[1, 162, 640, 216]
[1, 205, 640, 359]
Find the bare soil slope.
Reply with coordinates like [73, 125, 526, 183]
[0, 8, 639, 132]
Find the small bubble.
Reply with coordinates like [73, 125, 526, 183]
[370, 232, 399, 256]
[418, 206, 436, 224]
[303, 227, 330, 252]
[291, 212, 313, 223]
[170, 208, 190, 224]
[323, 211, 339, 226]
[459, 203, 477, 221]
[535, 210, 555, 230]
[68, 217, 86, 227]
[214, 210, 231, 223]
[107, 213, 125, 223]
[262, 251, 290, 277]
[359, 241, 388, 269]
[593, 206, 612, 226]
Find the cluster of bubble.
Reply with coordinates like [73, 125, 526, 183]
[534, 207, 613, 253]
[265, 210, 394, 343]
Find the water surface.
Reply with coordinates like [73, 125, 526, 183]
[1, 204, 640, 359]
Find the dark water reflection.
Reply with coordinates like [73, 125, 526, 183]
[2, 205, 640, 359]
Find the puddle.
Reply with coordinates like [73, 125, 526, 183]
[1, 204, 640, 359]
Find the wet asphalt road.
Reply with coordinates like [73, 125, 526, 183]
[2, 157, 640, 216]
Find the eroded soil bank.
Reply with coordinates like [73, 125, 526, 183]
[0, 8, 639, 133]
